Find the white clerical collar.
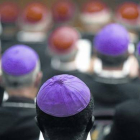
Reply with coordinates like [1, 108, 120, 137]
[87, 133, 91, 140]
[93, 58, 131, 79]
[39, 132, 44, 140]
[39, 132, 91, 140]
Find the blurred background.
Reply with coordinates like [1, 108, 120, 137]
[0, 0, 140, 140]
[0, 0, 139, 28]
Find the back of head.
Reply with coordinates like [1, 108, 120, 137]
[105, 100, 140, 140]
[18, 2, 51, 32]
[36, 74, 94, 140]
[48, 26, 79, 62]
[82, 1, 106, 14]
[2, 44, 40, 89]
[116, 2, 139, 26]
[52, 0, 75, 23]
[94, 23, 130, 67]
[0, 2, 19, 23]
[23, 2, 47, 23]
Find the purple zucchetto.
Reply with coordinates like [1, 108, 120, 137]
[94, 23, 129, 56]
[137, 42, 140, 55]
[37, 74, 90, 117]
[2, 45, 39, 76]
[136, 42, 140, 65]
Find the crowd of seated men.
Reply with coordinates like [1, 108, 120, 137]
[0, 1, 140, 140]
[0, 44, 94, 140]
[0, 22, 140, 140]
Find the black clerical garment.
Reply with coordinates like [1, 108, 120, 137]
[0, 86, 4, 106]
[104, 99, 140, 140]
[91, 75, 140, 110]
[0, 96, 40, 140]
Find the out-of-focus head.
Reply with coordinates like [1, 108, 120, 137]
[82, 0, 107, 14]
[116, 2, 139, 27]
[23, 2, 48, 23]
[36, 74, 94, 140]
[81, 0, 111, 21]
[18, 2, 51, 32]
[80, 0, 111, 33]
[118, 2, 139, 20]
[0, 2, 19, 23]
[94, 24, 129, 56]
[2, 45, 41, 89]
[94, 23, 130, 67]
[52, 0, 75, 23]
[48, 26, 79, 61]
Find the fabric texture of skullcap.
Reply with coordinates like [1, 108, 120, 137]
[37, 74, 91, 117]
[94, 23, 129, 56]
[2, 44, 39, 76]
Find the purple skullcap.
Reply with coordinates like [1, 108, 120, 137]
[37, 74, 91, 117]
[94, 23, 130, 56]
[137, 42, 140, 55]
[137, 42, 140, 66]
[2, 45, 39, 76]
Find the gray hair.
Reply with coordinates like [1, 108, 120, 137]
[47, 46, 78, 62]
[2, 61, 41, 89]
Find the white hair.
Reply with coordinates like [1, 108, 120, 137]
[2, 61, 41, 89]
[47, 45, 78, 62]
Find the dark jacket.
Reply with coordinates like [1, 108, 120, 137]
[0, 86, 4, 106]
[104, 99, 140, 140]
[91, 76, 140, 110]
[0, 96, 40, 140]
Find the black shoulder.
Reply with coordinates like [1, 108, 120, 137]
[115, 100, 140, 125]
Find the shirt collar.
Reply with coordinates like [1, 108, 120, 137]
[93, 58, 131, 79]
[39, 132, 91, 140]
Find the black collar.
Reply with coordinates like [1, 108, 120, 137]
[6, 96, 34, 103]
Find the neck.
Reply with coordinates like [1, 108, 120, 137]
[43, 130, 89, 140]
[6, 86, 37, 100]
[93, 58, 131, 79]
[60, 56, 75, 63]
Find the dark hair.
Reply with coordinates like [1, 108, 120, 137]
[36, 96, 94, 140]
[96, 52, 129, 67]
